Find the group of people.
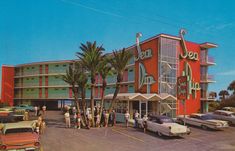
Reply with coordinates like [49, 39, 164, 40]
[63, 106, 116, 129]
[125, 110, 148, 133]
[34, 105, 47, 117]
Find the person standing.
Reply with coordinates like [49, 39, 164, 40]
[77, 113, 81, 129]
[42, 105, 46, 119]
[73, 113, 77, 128]
[143, 115, 148, 133]
[64, 111, 71, 128]
[124, 110, 130, 128]
[34, 106, 38, 116]
[105, 110, 109, 127]
[134, 110, 140, 128]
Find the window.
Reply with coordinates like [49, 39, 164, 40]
[32, 67, 35, 69]
[55, 65, 59, 67]
[63, 64, 67, 67]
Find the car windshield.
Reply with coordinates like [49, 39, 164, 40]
[5, 128, 33, 135]
[201, 115, 213, 120]
[160, 117, 174, 123]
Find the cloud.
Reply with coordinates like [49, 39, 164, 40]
[205, 22, 233, 31]
[217, 70, 235, 76]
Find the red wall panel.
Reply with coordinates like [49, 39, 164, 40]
[178, 41, 201, 115]
[1, 66, 15, 106]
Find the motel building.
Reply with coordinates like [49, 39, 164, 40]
[0, 30, 217, 121]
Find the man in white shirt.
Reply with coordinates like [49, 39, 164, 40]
[64, 111, 71, 128]
[134, 110, 140, 128]
[124, 110, 130, 128]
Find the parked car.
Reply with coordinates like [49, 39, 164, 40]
[208, 110, 235, 125]
[0, 108, 15, 123]
[0, 121, 40, 151]
[137, 115, 191, 137]
[177, 113, 229, 130]
[222, 107, 235, 112]
[14, 104, 35, 112]
[0, 107, 25, 123]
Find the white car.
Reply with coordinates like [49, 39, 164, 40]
[177, 113, 229, 130]
[137, 115, 190, 137]
[208, 110, 235, 125]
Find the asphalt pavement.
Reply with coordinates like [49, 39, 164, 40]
[40, 111, 235, 151]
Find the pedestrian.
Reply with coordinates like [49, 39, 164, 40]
[143, 115, 148, 133]
[100, 110, 105, 127]
[64, 111, 71, 128]
[124, 110, 130, 128]
[23, 111, 29, 121]
[77, 113, 81, 129]
[96, 114, 100, 128]
[134, 110, 140, 128]
[40, 119, 46, 134]
[42, 105, 46, 119]
[34, 106, 38, 116]
[105, 110, 109, 127]
[73, 113, 77, 128]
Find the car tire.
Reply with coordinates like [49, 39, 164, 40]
[201, 125, 208, 130]
[228, 121, 233, 126]
[157, 131, 163, 137]
[179, 119, 184, 125]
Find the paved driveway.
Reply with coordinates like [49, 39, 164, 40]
[41, 111, 235, 151]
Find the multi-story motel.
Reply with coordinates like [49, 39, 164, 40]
[0, 31, 217, 119]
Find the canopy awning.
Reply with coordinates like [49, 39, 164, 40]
[104, 93, 177, 101]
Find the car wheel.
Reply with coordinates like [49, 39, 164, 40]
[179, 119, 184, 125]
[201, 125, 208, 130]
[228, 121, 233, 126]
[157, 131, 163, 137]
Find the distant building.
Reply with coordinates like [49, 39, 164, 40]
[0, 32, 217, 117]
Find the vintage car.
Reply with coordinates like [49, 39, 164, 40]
[0, 107, 25, 123]
[137, 115, 191, 137]
[208, 110, 235, 125]
[0, 121, 40, 151]
[177, 113, 229, 130]
[15, 104, 35, 112]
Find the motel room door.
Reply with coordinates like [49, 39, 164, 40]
[139, 101, 148, 118]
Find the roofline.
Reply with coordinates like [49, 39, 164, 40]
[15, 59, 78, 67]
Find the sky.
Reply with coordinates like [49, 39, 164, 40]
[0, 0, 235, 95]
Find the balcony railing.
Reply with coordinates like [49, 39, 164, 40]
[200, 56, 215, 65]
[200, 74, 215, 82]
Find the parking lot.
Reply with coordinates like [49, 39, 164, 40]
[41, 111, 235, 151]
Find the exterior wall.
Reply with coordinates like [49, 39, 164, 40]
[178, 41, 201, 115]
[1, 66, 15, 106]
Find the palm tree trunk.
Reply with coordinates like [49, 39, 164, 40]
[90, 83, 95, 127]
[99, 81, 106, 122]
[73, 88, 86, 127]
[108, 82, 121, 113]
[81, 87, 88, 126]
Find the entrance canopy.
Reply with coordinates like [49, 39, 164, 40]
[104, 93, 176, 101]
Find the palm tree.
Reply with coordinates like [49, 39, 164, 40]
[75, 62, 88, 125]
[228, 80, 235, 95]
[209, 91, 217, 99]
[219, 90, 229, 100]
[62, 62, 88, 126]
[97, 57, 112, 121]
[108, 48, 133, 113]
[62, 64, 81, 113]
[76, 41, 104, 126]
